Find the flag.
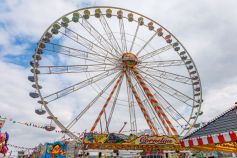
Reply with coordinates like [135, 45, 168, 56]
[0, 119, 5, 128]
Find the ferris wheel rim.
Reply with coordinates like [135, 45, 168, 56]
[31, 6, 203, 139]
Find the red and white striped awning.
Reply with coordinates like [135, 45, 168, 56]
[180, 131, 237, 147]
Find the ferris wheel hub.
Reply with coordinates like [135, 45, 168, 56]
[121, 52, 138, 68]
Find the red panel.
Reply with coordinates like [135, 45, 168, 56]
[229, 131, 237, 141]
[218, 134, 225, 143]
[207, 136, 214, 144]
[180, 141, 185, 147]
[197, 137, 203, 145]
[188, 139, 194, 147]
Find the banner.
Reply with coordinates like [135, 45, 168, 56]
[44, 141, 67, 158]
[0, 132, 9, 155]
[83, 133, 130, 144]
[83, 133, 179, 145]
[0, 119, 5, 129]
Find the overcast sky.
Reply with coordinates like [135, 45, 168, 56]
[0, 0, 237, 155]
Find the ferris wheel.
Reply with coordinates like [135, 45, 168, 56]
[29, 6, 203, 141]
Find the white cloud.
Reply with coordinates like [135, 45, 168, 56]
[0, 60, 61, 147]
[200, 80, 237, 121]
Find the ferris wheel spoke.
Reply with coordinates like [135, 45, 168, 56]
[129, 23, 140, 52]
[136, 33, 157, 56]
[139, 60, 185, 67]
[131, 68, 178, 135]
[44, 48, 111, 65]
[135, 82, 166, 135]
[126, 76, 137, 134]
[90, 72, 125, 132]
[153, 91, 191, 127]
[138, 68, 192, 85]
[43, 69, 119, 102]
[78, 16, 121, 57]
[140, 73, 194, 107]
[44, 42, 117, 64]
[99, 15, 122, 54]
[126, 71, 158, 135]
[138, 44, 173, 61]
[107, 76, 123, 127]
[142, 99, 167, 135]
[37, 64, 116, 75]
[150, 90, 193, 136]
[142, 79, 191, 126]
[66, 71, 123, 130]
[59, 26, 119, 61]
[119, 18, 128, 52]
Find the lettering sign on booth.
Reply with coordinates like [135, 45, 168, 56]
[132, 135, 179, 145]
[83, 133, 179, 146]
